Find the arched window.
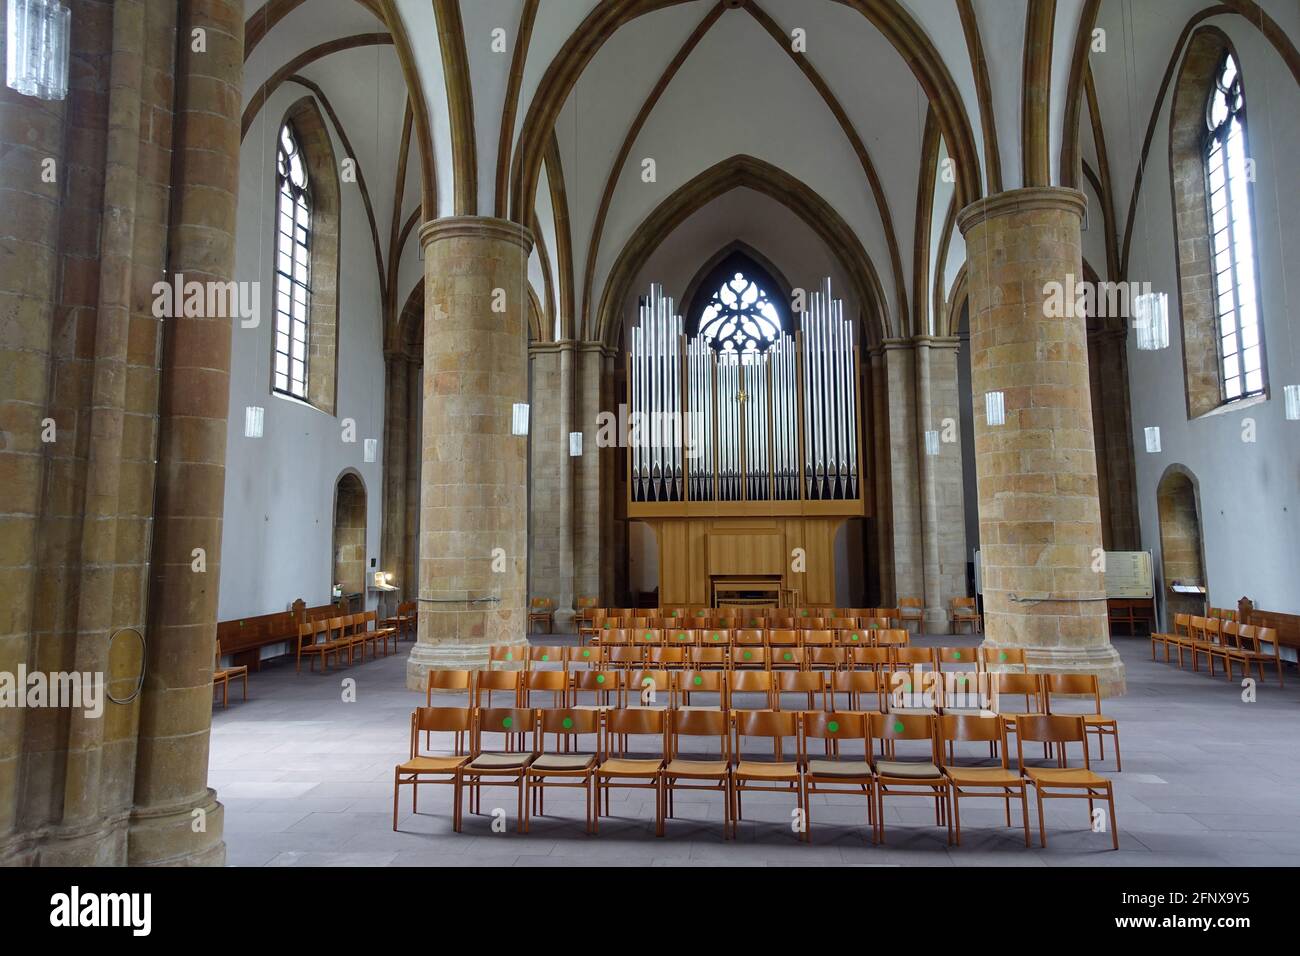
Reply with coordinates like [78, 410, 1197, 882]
[684, 251, 791, 360]
[1203, 51, 1263, 401]
[274, 120, 312, 399]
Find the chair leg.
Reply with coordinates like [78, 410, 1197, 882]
[952, 790, 961, 846]
[1036, 789, 1047, 847]
[392, 773, 400, 831]
[1108, 788, 1119, 850]
[1020, 788, 1031, 847]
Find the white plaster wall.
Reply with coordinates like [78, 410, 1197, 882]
[220, 84, 386, 619]
[1122, 15, 1300, 616]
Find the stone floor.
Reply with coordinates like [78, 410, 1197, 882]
[211, 632, 1300, 867]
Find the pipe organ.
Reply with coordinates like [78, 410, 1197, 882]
[626, 280, 868, 608]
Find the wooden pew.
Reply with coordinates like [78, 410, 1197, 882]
[1238, 596, 1300, 656]
[218, 598, 347, 670]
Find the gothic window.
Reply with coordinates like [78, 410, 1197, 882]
[274, 121, 312, 400]
[696, 270, 785, 358]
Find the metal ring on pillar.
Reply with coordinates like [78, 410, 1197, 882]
[104, 626, 147, 705]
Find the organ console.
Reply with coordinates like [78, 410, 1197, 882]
[626, 280, 868, 608]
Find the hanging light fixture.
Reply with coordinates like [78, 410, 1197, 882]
[985, 391, 1006, 426]
[1133, 291, 1170, 351]
[1284, 384, 1300, 421]
[568, 431, 583, 457]
[243, 406, 264, 439]
[6, 0, 70, 101]
[1144, 426, 1162, 454]
[512, 403, 530, 436]
[924, 430, 940, 456]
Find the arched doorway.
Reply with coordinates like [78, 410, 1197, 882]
[333, 471, 367, 609]
[1156, 466, 1207, 623]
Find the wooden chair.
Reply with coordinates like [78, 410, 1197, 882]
[570, 644, 600, 668]
[425, 669, 473, 706]
[1044, 674, 1121, 771]
[731, 710, 804, 838]
[937, 646, 978, 670]
[1014, 714, 1119, 850]
[836, 627, 869, 647]
[632, 627, 664, 650]
[898, 597, 924, 633]
[727, 669, 775, 710]
[597, 707, 667, 836]
[571, 669, 622, 710]
[937, 713, 1029, 847]
[525, 708, 600, 834]
[827, 670, 883, 713]
[848, 646, 891, 674]
[869, 712, 950, 845]
[949, 597, 982, 634]
[800, 711, 874, 842]
[475, 669, 522, 708]
[1210, 624, 1285, 687]
[775, 670, 823, 711]
[873, 629, 910, 648]
[649, 645, 688, 670]
[605, 645, 644, 671]
[732, 645, 769, 670]
[688, 646, 728, 670]
[383, 600, 417, 642]
[981, 645, 1028, 673]
[461, 707, 537, 833]
[664, 709, 734, 838]
[1187, 616, 1223, 672]
[700, 627, 730, 648]
[808, 647, 846, 672]
[212, 640, 248, 709]
[527, 645, 568, 671]
[488, 644, 524, 669]
[675, 669, 725, 711]
[577, 607, 605, 646]
[527, 597, 556, 634]
[876, 607, 902, 627]
[295, 617, 348, 673]
[392, 706, 472, 831]
[666, 626, 698, 647]
[627, 668, 672, 709]
[522, 669, 569, 708]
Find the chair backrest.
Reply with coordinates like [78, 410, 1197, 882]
[870, 712, 938, 761]
[731, 646, 768, 669]
[936, 713, 1007, 769]
[607, 645, 644, 669]
[604, 707, 667, 756]
[874, 629, 909, 646]
[837, 627, 869, 647]
[528, 645, 567, 669]
[1013, 714, 1089, 771]
[992, 672, 1042, 712]
[475, 669, 522, 705]
[576, 596, 598, 610]
[899, 597, 923, 610]
[891, 646, 936, 668]
[649, 646, 687, 668]
[937, 646, 977, 667]
[849, 646, 891, 670]
[1173, 613, 1191, 634]
[1043, 673, 1102, 715]
[801, 711, 869, 761]
[411, 707, 473, 757]
[734, 628, 765, 646]
[732, 709, 799, 760]
[530, 597, 555, 611]
[522, 669, 568, 700]
[767, 628, 799, 647]
[802, 628, 835, 648]
[982, 645, 1027, 672]
[677, 669, 726, 706]
[474, 707, 536, 755]
[666, 627, 697, 646]
[628, 668, 672, 706]
[951, 596, 977, 612]
[599, 626, 631, 645]
[573, 669, 621, 703]
[775, 669, 823, 700]
[727, 669, 774, 708]
[570, 645, 600, 667]
[771, 646, 804, 669]
[689, 646, 727, 668]
[1256, 626, 1279, 658]
[537, 707, 600, 750]
[829, 669, 883, 705]
[668, 708, 730, 761]
[489, 644, 523, 668]
[700, 627, 730, 646]
[809, 647, 847, 671]
[886, 667, 942, 710]
[425, 669, 473, 703]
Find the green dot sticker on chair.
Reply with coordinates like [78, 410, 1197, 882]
[1000, 652, 1008, 661]
[957, 676, 967, 685]
[505, 651, 513, 660]
[644, 632, 652, 640]
[678, 633, 687, 641]
[953, 651, 962, 660]
[801, 610, 809, 617]
[541, 654, 549, 661]
[893, 721, 904, 732]
[904, 682, 912, 690]
[712, 633, 721, 641]
[582, 649, 591, 658]
[783, 652, 793, 661]
[827, 721, 839, 733]
[744, 651, 753, 660]
[694, 675, 703, 686]
[596, 674, 606, 684]
[851, 633, 860, 642]
[869, 623, 878, 630]
[562, 717, 573, 729]
[502, 716, 513, 728]
[603, 622, 610, 629]
[750, 619, 758, 626]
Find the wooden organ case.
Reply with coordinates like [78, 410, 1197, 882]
[626, 280, 868, 608]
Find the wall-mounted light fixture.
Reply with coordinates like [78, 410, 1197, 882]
[244, 406, 264, 438]
[924, 430, 940, 456]
[1134, 292, 1170, 351]
[985, 391, 1006, 426]
[512, 403, 530, 436]
[1144, 426, 1162, 454]
[6, 0, 70, 101]
[363, 438, 377, 463]
[568, 431, 583, 457]
[1285, 384, 1300, 421]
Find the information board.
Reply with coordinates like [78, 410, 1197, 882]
[1105, 551, 1154, 599]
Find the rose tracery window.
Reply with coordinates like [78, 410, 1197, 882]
[697, 271, 785, 358]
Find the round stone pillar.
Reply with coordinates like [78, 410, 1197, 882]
[406, 217, 534, 689]
[957, 187, 1126, 694]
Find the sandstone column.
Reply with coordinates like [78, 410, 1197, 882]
[554, 340, 576, 632]
[957, 187, 1125, 693]
[882, 340, 923, 607]
[573, 342, 608, 604]
[914, 336, 968, 631]
[406, 217, 533, 688]
[404, 354, 421, 601]
[128, 0, 243, 865]
[379, 351, 408, 616]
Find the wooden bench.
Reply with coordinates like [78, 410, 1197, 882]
[1107, 598, 1156, 636]
[218, 599, 347, 670]
[1238, 596, 1300, 656]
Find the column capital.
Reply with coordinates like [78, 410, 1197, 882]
[419, 215, 534, 254]
[957, 186, 1087, 237]
[911, 334, 962, 351]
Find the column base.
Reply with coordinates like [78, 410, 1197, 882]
[553, 608, 577, 634]
[127, 789, 226, 866]
[922, 608, 949, 634]
[983, 640, 1128, 696]
[406, 636, 528, 690]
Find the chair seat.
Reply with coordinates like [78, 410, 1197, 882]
[215, 666, 248, 679]
[1083, 714, 1116, 726]
[889, 706, 937, 716]
[398, 755, 468, 773]
[941, 707, 997, 717]
[1025, 767, 1110, 786]
[733, 760, 799, 780]
[807, 759, 873, 778]
[944, 766, 1022, 786]
[875, 760, 943, 779]
[664, 758, 728, 776]
[530, 753, 596, 772]
[467, 752, 534, 771]
[677, 704, 723, 712]
[598, 758, 664, 776]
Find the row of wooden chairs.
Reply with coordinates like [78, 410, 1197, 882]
[213, 640, 248, 709]
[394, 705, 1116, 849]
[427, 667, 1118, 769]
[1151, 615, 1284, 686]
[295, 611, 398, 672]
[486, 642, 1020, 674]
[587, 626, 911, 649]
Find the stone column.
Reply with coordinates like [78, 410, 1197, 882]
[128, 0, 243, 865]
[406, 217, 533, 688]
[379, 351, 408, 616]
[1087, 327, 1139, 550]
[957, 187, 1125, 694]
[914, 336, 968, 631]
[404, 355, 421, 602]
[573, 342, 608, 604]
[554, 340, 576, 632]
[882, 340, 924, 607]
[867, 346, 894, 604]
